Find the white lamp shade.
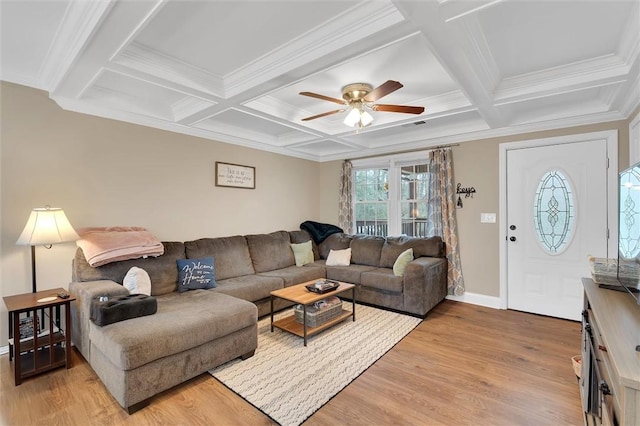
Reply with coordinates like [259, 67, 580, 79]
[16, 207, 79, 246]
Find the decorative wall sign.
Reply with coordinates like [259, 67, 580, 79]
[456, 183, 476, 208]
[215, 162, 255, 189]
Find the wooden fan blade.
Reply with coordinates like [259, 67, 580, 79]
[301, 109, 345, 121]
[364, 80, 403, 102]
[372, 104, 425, 114]
[299, 92, 346, 105]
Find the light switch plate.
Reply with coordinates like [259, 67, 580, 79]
[481, 213, 496, 223]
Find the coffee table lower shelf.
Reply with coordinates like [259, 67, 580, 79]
[272, 309, 353, 338]
[270, 280, 355, 346]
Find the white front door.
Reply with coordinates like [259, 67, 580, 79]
[505, 136, 613, 321]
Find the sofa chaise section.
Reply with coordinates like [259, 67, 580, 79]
[70, 242, 258, 413]
[87, 289, 256, 412]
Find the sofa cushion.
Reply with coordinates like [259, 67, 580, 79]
[212, 274, 284, 302]
[176, 257, 216, 292]
[123, 267, 151, 295]
[246, 231, 295, 273]
[290, 240, 314, 267]
[89, 290, 257, 370]
[379, 236, 445, 268]
[326, 248, 351, 266]
[321, 262, 377, 284]
[361, 268, 404, 293]
[185, 236, 254, 280]
[350, 235, 385, 267]
[289, 230, 319, 260]
[318, 233, 353, 259]
[258, 265, 325, 287]
[72, 242, 186, 296]
[393, 248, 414, 277]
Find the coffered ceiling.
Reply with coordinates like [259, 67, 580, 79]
[1, 0, 638, 162]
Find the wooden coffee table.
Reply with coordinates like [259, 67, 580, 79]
[270, 280, 355, 346]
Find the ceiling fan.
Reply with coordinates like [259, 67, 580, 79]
[300, 80, 424, 129]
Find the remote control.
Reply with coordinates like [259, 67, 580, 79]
[57, 292, 69, 299]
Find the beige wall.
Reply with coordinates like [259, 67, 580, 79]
[318, 120, 632, 300]
[0, 82, 321, 344]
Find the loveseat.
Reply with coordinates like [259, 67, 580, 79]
[69, 229, 446, 413]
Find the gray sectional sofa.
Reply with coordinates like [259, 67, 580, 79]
[69, 229, 446, 413]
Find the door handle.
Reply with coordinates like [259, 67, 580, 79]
[509, 236, 516, 242]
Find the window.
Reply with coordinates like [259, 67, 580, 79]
[353, 152, 431, 237]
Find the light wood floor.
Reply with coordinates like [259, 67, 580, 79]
[1, 300, 583, 425]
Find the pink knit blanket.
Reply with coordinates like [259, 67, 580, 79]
[76, 227, 164, 267]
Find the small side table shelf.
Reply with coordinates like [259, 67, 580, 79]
[3, 288, 75, 385]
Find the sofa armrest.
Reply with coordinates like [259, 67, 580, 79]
[402, 257, 447, 316]
[69, 280, 129, 360]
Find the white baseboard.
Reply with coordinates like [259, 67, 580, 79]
[0, 345, 8, 355]
[446, 292, 503, 309]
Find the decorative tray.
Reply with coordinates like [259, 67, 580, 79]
[306, 280, 340, 294]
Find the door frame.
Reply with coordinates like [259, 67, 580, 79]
[498, 130, 618, 309]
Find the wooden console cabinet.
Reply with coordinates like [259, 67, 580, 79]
[581, 278, 640, 425]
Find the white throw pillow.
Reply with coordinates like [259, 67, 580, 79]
[326, 248, 351, 266]
[123, 266, 151, 295]
[393, 248, 414, 276]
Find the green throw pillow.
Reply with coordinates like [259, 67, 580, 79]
[291, 240, 314, 267]
[393, 248, 414, 276]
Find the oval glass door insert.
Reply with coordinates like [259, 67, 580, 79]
[619, 166, 640, 259]
[533, 169, 575, 254]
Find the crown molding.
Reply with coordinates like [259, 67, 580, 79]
[617, 1, 639, 64]
[40, 1, 114, 92]
[53, 95, 322, 161]
[619, 75, 640, 118]
[86, 84, 173, 120]
[494, 55, 630, 105]
[115, 42, 225, 97]
[456, 17, 501, 94]
[50, 89, 629, 164]
[171, 97, 216, 122]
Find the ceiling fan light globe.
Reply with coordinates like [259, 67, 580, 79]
[360, 110, 374, 126]
[343, 108, 360, 127]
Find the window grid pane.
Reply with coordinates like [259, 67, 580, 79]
[354, 168, 389, 236]
[400, 164, 430, 237]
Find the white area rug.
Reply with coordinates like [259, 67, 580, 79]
[209, 303, 421, 426]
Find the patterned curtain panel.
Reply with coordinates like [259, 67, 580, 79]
[338, 160, 353, 234]
[428, 149, 465, 296]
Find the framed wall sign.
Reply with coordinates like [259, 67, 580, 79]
[215, 162, 256, 189]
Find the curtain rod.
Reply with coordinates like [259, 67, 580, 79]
[346, 143, 460, 162]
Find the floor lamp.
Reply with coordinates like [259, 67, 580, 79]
[16, 206, 80, 293]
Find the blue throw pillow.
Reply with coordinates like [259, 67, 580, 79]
[177, 257, 216, 292]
